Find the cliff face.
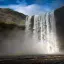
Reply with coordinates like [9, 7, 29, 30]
[54, 6, 64, 37]
[54, 6, 64, 51]
[0, 8, 26, 29]
[0, 8, 26, 30]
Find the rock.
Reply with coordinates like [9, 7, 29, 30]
[0, 8, 26, 30]
[54, 6, 64, 51]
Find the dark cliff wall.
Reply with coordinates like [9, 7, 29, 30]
[54, 6, 64, 51]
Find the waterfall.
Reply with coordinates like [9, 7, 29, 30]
[46, 12, 59, 53]
[25, 16, 32, 31]
[25, 11, 59, 54]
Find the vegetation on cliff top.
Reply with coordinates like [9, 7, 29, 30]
[0, 8, 26, 30]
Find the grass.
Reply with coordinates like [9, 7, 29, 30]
[5, 21, 16, 24]
[20, 20, 25, 25]
[0, 20, 25, 25]
[0, 21, 25, 30]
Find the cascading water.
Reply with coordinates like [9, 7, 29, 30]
[25, 11, 59, 54]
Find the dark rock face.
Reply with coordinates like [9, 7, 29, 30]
[54, 6, 64, 51]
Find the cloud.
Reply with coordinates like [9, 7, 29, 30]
[8, 4, 52, 15]
[11, 4, 44, 15]
[0, 0, 52, 15]
[0, 4, 46, 15]
[0, 0, 63, 15]
[8, 0, 63, 15]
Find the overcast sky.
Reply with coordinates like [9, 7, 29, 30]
[0, 0, 64, 15]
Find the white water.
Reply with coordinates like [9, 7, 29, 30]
[25, 11, 59, 54]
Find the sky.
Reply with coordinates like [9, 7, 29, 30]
[0, 0, 64, 15]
